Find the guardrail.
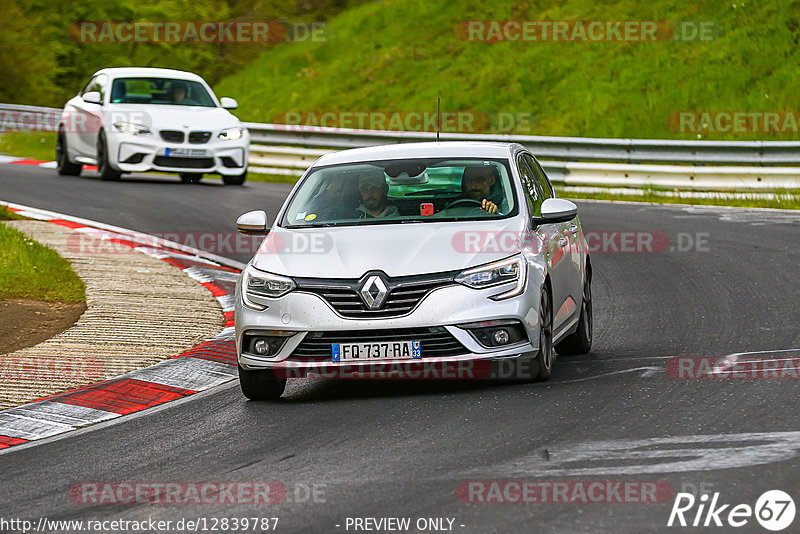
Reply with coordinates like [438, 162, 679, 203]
[2, 103, 799, 189]
[0, 103, 61, 132]
[244, 122, 800, 166]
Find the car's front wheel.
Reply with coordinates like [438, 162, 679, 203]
[180, 173, 203, 184]
[533, 288, 554, 381]
[555, 265, 593, 356]
[222, 169, 247, 186]
[97, 131, 122, 181]
[56, 129, 82, 176]
[238, 365, 286, 400]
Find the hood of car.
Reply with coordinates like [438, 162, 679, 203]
[103, 104, 240, 131]
[249, 217, 528, 279]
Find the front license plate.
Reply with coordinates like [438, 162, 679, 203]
[332, 341, 421, 362]
[163, 147, 207, 157]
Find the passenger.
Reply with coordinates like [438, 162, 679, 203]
[355, 171, 399, 218]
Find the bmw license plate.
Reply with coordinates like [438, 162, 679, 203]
[332, 341, 421, 362]
[163, 147, 207, 157]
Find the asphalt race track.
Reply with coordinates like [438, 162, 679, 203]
[1, 165, 799, 533]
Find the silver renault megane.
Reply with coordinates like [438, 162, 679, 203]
[234, 142, 592, 399]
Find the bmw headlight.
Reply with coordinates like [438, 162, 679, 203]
[218, 127, 243, 141]
[112, 122, 151, 136]
[242, 265, 295, 309]
[455, 255, 527, 300]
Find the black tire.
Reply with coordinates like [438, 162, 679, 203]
[180, 173, 203, 184]
[97, 131, 122, 181]
[238, 365, 286, 400]
[56, 130, 82, 176]
[533, 288, 554, 381]
[222, 169, 247, 186]
[555, 265, 593, 356]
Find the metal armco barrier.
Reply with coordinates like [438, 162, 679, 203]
[3, 103, 799, 188]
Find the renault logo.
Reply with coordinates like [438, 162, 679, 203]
[359, 275, 388, 309]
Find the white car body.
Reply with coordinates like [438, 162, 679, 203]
[56, 67, 249, 184]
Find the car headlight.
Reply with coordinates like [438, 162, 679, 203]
[455, 255, 527, 300]
[218, 127, 243, 141]
[112, 122, 151, 136]
[242, 265, 295, 309]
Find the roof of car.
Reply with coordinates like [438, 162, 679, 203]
[315, 142, 522, 166]
[91, 67, 206, 82]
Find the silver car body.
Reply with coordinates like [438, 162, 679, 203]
[235, 142, 589, 375]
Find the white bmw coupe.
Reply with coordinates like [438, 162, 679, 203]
[57, 67, 249, 185]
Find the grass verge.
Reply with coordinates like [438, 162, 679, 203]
[0, 219, 86, 303]
[560, 188, 800, 210]
[0, 131, 56, 161]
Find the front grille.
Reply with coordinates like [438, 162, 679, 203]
[159, 130, 184, 143]
[153, 156, 214, 169]
[290, 327, 467, 361]
[295, 271, 457, 319]
[188, 131, 211, 144]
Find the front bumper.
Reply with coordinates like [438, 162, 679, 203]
[106, 130, 249, 175]
[235, 281, 542, 375]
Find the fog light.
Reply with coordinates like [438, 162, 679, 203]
[254, 339, 269, 354]
[492, 329, 510, 345]
[458, 320, 528, 348]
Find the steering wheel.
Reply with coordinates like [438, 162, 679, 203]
[445, 198, 483, 209]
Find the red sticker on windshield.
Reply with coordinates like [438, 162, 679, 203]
[420, 203, 434, 216]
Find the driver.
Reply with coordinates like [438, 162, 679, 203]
[458, 165, 507, 214]
[355, 171, 399, 218]
[172, 82, 190, 104]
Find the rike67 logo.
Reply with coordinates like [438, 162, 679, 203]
[668, 490, 795, 531]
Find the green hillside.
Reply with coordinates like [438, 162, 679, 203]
[215, 0, 800, 140]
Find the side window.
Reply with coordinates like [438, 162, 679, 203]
[523, 154, 553, 199]
[516, 155, 544, 218]
[80, 77, 96, 96]
[82, 74, 108, 100]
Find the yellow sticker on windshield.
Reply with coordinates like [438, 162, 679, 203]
[305, 213, 317, 221]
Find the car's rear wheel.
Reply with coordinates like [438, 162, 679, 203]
[222, 169, 247, 186]
[56, 130, 82, 176]
[533, 289, 554, 381]
[97, 131, 122, 181]
[555, 265, 593, 356]
[180, 173, 203, 184]
[238, 365, 286, 400]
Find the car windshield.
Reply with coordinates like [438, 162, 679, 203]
[109, 77, 216, 107]
[280, 158, 517, 227]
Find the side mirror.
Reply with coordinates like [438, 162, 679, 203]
[220, 97, 238, 110]
[82, 91, 102, 105]
[538, 198, 577, 224]
[237, 210, 269, 235]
